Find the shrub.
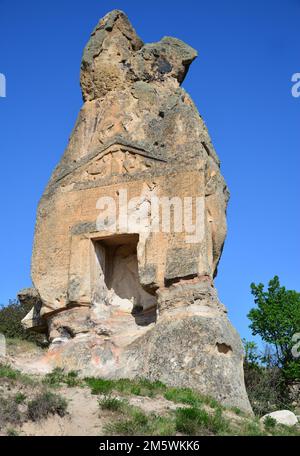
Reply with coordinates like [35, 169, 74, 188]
[175, 406, 229, 435]
[104, 404, 175, 436]
[64, 370, 80, 387]
[85, 377, 115, 394]
[240, 420, 264, 436]
[0, 363, 34, 385]
[230, 406, 242, 416]
[164, 387, 219, 409]
[27, 391, 67, 421]
[43, 368, 80, 387]
[0, 396, 21, 430]
[263, 416, 277, 430]
[14, 392, 26, 404]
[0, 364, 19, 380]
[175, 407, 206, 435]
[6, 428, 19, 436]
[85, 377, 166, 397]
[0, 299, 44, 345]
[244, 354, 291, 416]
[105, 407, 148, 436]
[98, 395, 126, 412]
[164, 388, 201, 407]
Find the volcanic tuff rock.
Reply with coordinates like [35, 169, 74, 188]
[19, 10, 252, 413]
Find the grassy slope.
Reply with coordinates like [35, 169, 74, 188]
[0, 364, 299, 436]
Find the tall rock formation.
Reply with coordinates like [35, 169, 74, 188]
[20, 10, 252, 412]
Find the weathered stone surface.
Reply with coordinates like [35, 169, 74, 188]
[123, 314, 249, 411]
[18, 288, 46, 332]
[21, 10, 251, 412]
[261, 410, 298, 426]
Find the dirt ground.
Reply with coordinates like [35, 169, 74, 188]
[0, 341, 188, 436]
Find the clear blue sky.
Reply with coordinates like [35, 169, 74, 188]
[0, 0, 299, 344]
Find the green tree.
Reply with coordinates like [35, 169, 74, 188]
[243, 339, 261, 367]
[0, 299, 45, 345]
[248, 276, 300, 380]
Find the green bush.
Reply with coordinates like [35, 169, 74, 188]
[104, 404, 175, 436]
[27, 391, 67, 421]
[175, 407, 229, 435]
[0, 364, 20, 380]
[85, 377, 166, 397]
[0, 363, 34, 385]
[43, 368, 80, 387]
[105, 407, 149, 436]
[263, 416, 277, 430]
[85, 377, 115, 394]
[0, 299, 44, 345]
[164, 387, 219, 409]
[98, 395, 126, 412]
[14, 392, 26, 404]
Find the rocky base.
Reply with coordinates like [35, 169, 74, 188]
[124, 314, 252, 413]
[35, 282, 252, 414]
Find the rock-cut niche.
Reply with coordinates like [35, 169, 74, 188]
[93, 234, 157, 326]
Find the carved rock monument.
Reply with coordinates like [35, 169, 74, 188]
[20, 10, 252, 412]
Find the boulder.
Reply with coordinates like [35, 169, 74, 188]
[261, 410, 298, 427]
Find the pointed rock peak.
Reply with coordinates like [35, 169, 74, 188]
[80, 10, 198, 101]
[91, 10, 144, 51]
[80, 10, 144, 101]
[92, 10, 143, 43]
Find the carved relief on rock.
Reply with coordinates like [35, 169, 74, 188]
[83, 144, 165, 181]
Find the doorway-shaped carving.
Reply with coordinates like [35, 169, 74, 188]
[93, 234, 157, 326]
